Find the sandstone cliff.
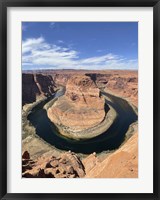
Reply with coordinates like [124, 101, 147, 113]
[83, 132, 138, 178]
[22, 73, 56, 106]
[89, 70, 138, 107]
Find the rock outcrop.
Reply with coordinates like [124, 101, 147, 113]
[22, 151, 85, 178]
[22, 132, 138, 178]
[83, 132, 138, 178]
[47, 75, 105, 133]
[22, 73, 56, 106]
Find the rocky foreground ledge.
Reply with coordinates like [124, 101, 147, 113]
[22, 151, 85, 178]
[22, 132, 138, 178]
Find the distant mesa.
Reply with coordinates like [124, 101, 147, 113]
[47, 75, 107, 139]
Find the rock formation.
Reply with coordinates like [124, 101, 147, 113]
[22, 74, 40, 105]
[22, 151, 85, 178]
[83, 132, 138, 178]
[22, 132, 138, 178]
[48, 75, 105, 133]
[22, 73, 56, 106]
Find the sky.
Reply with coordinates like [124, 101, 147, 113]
[22, 22, 138, 70]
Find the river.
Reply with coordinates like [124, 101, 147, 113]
[27, 89, 138, 154]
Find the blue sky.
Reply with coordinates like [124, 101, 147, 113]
[22, 22, 138, 70]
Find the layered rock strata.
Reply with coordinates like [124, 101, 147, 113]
[47, 75, 106, 138]
[22, 73, 56, 106]
[91, 71, 138, 107]
[22, 70, 138, 107]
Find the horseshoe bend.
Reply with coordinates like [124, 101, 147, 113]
[47, 75, 117, 140]
[22, 70, 138, 178]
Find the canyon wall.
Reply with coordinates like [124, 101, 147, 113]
[22, 73, 56, 106]
[87, 70, 138, 106]
[23, 70, 138, 107]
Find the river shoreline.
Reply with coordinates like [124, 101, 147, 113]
[48, 101, 117, 140]
[22, 88, 138, 159]
[43, 88, 137, 141]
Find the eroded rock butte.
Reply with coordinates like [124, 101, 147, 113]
[47, 75, 105, 134]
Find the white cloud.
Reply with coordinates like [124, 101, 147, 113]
[80, 54, 118, 65]
[22, 37, 78, 68]
[22, 37, 138, 70]
[22, 37, 48, 54]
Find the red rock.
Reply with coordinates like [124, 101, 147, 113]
[85, 133, 138, 178]
[48, 75, 105, 132]
[22, 73, 56, 106]
[22, 152, 85, 178]
[22, 74, 41, 105]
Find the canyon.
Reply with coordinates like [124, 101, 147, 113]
[22, 69, 138, 178]
[22, 70, 138, 106]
